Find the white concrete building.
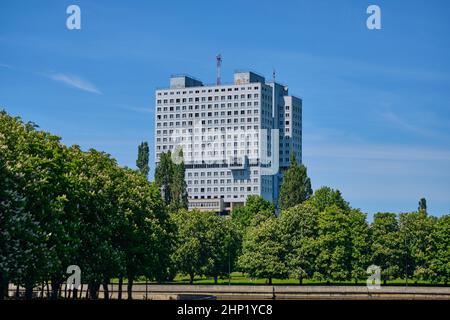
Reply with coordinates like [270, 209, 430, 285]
[154, 71, 302, 214]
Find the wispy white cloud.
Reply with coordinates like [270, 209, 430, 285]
[1, 63, 102, 95]
[379, 110, 439, 138]
[48, 73, 102, 94]
[378, 109, 450, 143]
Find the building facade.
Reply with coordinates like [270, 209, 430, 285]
[155, 71, 302, 214]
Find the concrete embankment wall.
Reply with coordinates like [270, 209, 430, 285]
[132, 285, 450, 300]
[8, 284, 450, 300]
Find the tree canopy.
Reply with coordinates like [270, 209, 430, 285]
[1, 109, 449, 299]
[155, 151, 188, 212]
[136, 141, 150, 178]
[278, 154, 312, 210]
[0, 110, 173, 299]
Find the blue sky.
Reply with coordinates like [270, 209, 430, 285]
[1, 0, 449, 218]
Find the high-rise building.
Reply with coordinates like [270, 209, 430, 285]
[154, 71, 302, 214]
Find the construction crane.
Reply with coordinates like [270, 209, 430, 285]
[216, 54, 222, 85]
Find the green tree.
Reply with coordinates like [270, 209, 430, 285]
[309, 186, 350, 212]
[314, 205, 352, 281]
[348, 209, 370, 283]
[155, 151, 188, 211]
[399, 211, 434, 282]
[113, 168, 173, 299]
[170, 153, 188, 212]
[0, 113, 29, 298]
[155, 151, 173, 205]
[278, 154, 312, 210]
[238, 215, 287, 284]
[0, 144, 13, 299]
[231, 195, 275, 231]
[0, 111, 78, 299]
[171, 209, 207, 284]
[1, 110, 177, 300]
[426, 215, 450, 284]
[74, 148, 124, 299]
[370, 213, 402, 284]
[0, 150, 50, 299]
[0, 111, 177, 298]
[202, 215, 240, 284]
[136, 141, 149, 178]
[279, 202, 319, 284]
[171, 209, 239, 284]
[418, 198, 427, 213]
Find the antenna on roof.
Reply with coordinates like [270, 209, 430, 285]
[273, 68, 276, 82]
[216, 54, 222, 85]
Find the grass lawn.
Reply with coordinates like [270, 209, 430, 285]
[110, 272, 445, 286]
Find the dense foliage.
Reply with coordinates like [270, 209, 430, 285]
[235, 187, 449, 285]
[155, 150, 188, 212]
[171, 209, 240, 284]
[278, 153, 312, 210]
[0, 111, 173, 299]
[1, 110, 449, 300]
[136, 141, 150, 178]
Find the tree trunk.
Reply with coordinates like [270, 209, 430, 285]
[189, 273, 194, 285]
[25, 282, 33, 300]
[89, 283, 99, 299]
[127, 279, 133, 300]
[4, 281, 8, 299]
[118, 275, 123, 300]
[15, 284, 20, 298]
[214, 275, 218, 284]
[88, 284, 94, 299]
[268, 278, 272, 285]
[103, 280, 109, 300]
[299, 277, 303, 285]
[0, 273, 5, 300]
